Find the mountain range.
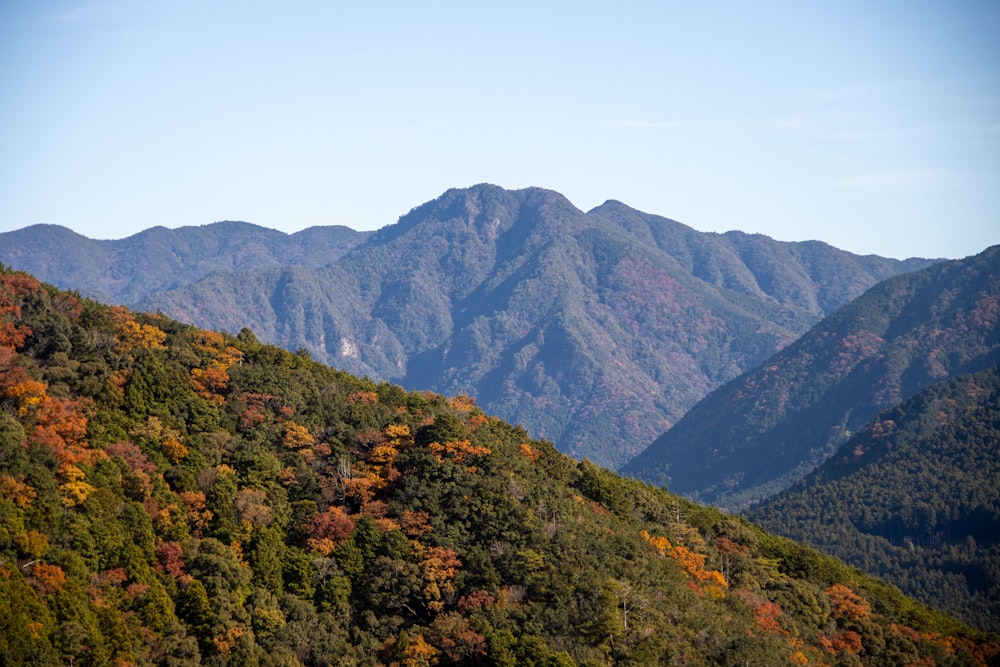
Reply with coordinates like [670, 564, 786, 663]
[0, 184, 937, 469]
[622, 245, 1000, 508]
[1, 264, 997, 664]
[4, 185, 1000, 643]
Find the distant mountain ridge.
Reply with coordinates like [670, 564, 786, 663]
[0, 184, 938, 467]
[0, 221, 371, 304]
[623, 245, 1000, 507]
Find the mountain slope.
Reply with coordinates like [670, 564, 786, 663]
[587, 200, 928, 317]
[1, 266, 997, 665]
[623, 245, 1000, 507]
[747, 366, 1000, 633]
[0, 185, 937, 468]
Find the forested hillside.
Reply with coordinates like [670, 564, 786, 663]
[748, 367, 1000, 633]
[0, 185, 937, 468]
[624, 245, 1000, 508]
[2, 265, 997, 665]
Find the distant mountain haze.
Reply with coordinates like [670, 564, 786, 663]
[623, 245, 1000, 508]
[0, 185, 938, 468]
[0, 221, 372, 305]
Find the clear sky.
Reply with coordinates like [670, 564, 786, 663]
[1, 1, 998, 259]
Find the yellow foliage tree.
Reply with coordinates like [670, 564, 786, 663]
[59, 480, 96, 507]
[283, 421, 315, 449]
[115, 317, 167, 353]
[162, 436, 189, 463]
[15, 529, 49, 559]
[5, 378, 47, 415]
[385, 423, 413, 446]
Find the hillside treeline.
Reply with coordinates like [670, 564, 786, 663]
[1, 266, 997, 665]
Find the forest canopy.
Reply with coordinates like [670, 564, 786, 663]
[0, 265, 997, 666]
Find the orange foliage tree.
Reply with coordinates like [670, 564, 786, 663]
[753, 600, 785, 635]
[4, 378, 47, 416]
[190, 331, 243, 404]
[641, 530, 727, 595]
[428, 439, 491, 465]
[0, 271, 41, 347]
[0, 475, 36, 509]
[819, 629, 864, 656]
[519, 443, 541, 461]
[349, 391, 379, 405]
[179, 491, 213, 536]
[640, 530, 672, 556]
[191, 366, 231, 405]
[30, 562, 67, 595]
[826, 583, 871, 621]
[31, 395, 95, 466]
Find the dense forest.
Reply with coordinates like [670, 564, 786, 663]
[1, 265, 998, 666]
[748, 367, 1000, 633]
[625, 245, 1000, 509]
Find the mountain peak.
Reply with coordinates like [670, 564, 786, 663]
[0, 185, 943, 469]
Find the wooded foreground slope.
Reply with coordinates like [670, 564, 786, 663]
[624, 245, 1000, 509]
[0, 184, 936, 469]
[1, 266, 997, 666]
[749, 366, 1000, 633]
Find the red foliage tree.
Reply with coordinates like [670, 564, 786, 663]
[156, 542, 187, 581]
[306, 506, 355, 555]
[0, 272, 40, 348]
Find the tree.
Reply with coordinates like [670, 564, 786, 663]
[307, 506, 355, 555]
[30, 562, 67, 595]
[0, 271, 41, 347]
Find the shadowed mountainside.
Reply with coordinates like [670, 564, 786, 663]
[747, 366, 1000, 633]
[623, 245, 1000, 507]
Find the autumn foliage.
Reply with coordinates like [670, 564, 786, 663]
[30, 563, 66, 595]
[307, 506, 356, 555]
[0, 271, 40, 347]
[640, 529, 728, 595]
[0, 265, 996, 667]
[826, 583, 871, 621]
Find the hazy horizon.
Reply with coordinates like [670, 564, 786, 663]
[2, 1, 998, 260]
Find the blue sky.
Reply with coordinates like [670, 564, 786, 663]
[1, 1, 997, 259]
